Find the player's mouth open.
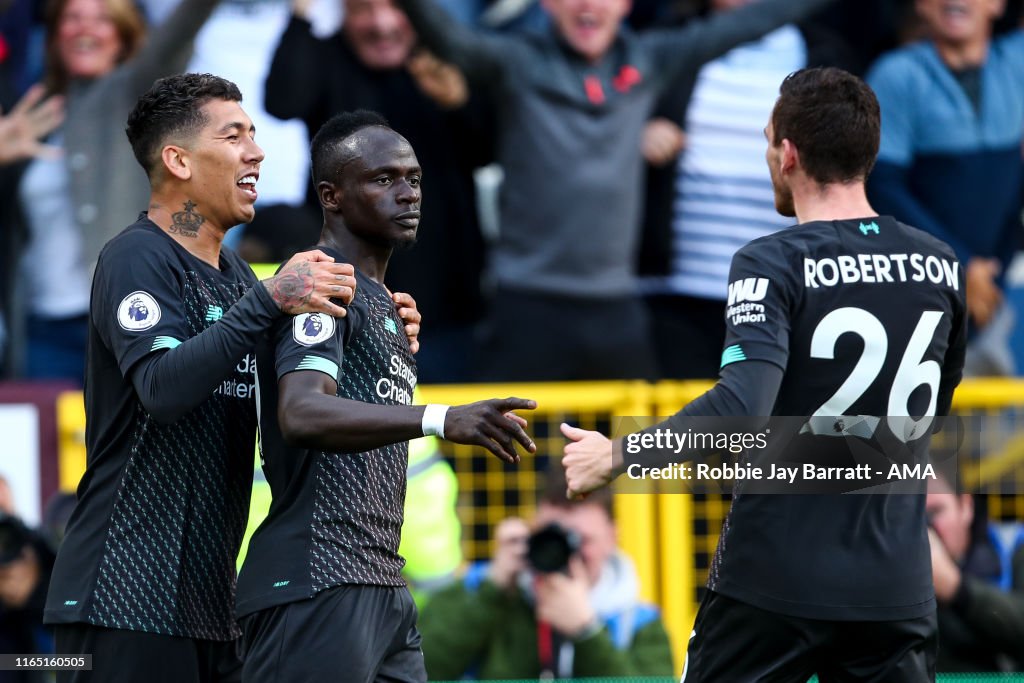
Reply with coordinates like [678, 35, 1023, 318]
[237, 174, 258, 200]
[574, 13, 600, 35]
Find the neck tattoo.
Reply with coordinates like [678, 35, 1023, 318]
[169, 200, 205, 238]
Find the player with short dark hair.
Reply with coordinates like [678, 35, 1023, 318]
[562, 67, 967, 682]
[126, 73, 245, 179]
[767, 66, 881, 187]
[41, 74, 419, 683]
[235, 110, 536, 683]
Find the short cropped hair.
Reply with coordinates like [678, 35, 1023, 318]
[125, 73, 243, 179]
[770, 67, 881, 185]
[310, 109, 390, 186]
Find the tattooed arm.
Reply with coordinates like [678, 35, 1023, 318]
[263, 250, 354, 317]
[152, 198, 354, 317]
[127, 251, 354, 423]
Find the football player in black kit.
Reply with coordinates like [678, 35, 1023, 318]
[43, 74, 423, 683]
[235, 110, 537, 683]
[561, 67, 966, 682]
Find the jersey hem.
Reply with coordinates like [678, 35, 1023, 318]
[43, 608, 240, 641]
[713, 582, 936, 621]
[235, 576, 407, 619]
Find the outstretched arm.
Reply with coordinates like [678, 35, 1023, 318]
[563, 241, 792, 495]
[0, 85, 64, 166]
[394, 0, 514, 82]
[126, 251, 354, 424]
[561, 359, 783, 496]
[264, 12, 327, 122]
[278, 369, 536, 462]
[644, 0, 836, 85]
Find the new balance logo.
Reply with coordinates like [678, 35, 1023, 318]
[384, 318, 398, 334]
[727, 278, 769, 305]
[205, 305, 224, 321]
[859, 221, 880, 236]
[720, 344, 746, 368]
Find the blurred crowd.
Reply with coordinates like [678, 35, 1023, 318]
[0, 476, 72, 683]
[0, 0, 1020, 386]
[0, 0, 1023, 675]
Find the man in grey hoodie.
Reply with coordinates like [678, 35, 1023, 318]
[397, 0, 835, 381]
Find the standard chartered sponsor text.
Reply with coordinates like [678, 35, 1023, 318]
[375, 353, 416, 405]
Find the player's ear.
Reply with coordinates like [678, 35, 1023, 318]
[780, 138, 798, 174]
[161, 145, 192, 182]
[318, 180, 343, 212]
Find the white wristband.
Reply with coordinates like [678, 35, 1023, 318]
[421, 404, 450, 440]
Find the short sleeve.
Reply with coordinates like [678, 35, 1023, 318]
[272, 311, 346, 383]
[867, 53, 917, 166]
[271, 288, 368, 382]
[719, 243, 793, 372]
[92, 233, 193, 377]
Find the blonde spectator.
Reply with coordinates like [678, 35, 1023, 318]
[0, 0, 224, 383]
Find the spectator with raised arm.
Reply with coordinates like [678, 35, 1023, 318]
[263, 0, 492, 382]
[0, 0, 225, 383]
[395, 0, 836, 382]
[927, 473, 1024, 672]
[640, 0, 853, 379]
[0, 85, 64, 166]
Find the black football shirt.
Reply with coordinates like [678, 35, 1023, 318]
[44, 217, 261, 639]
[236, 249, 416, 618]
[709, 216, 966, 620]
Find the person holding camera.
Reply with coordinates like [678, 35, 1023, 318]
[416, 469, 673, 679]
[927, 472, 1024, 672]
[0, 514, 56, 683]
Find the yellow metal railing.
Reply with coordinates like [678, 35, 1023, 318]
[420, 378, 1024, 669]
[56, 378, 1024, 670]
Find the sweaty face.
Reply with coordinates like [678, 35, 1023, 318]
[183, 99, 264, 231]
[57, 0, 123, 79]
[343, 0, 416, 70]
[764, 119, 795, 218]
[915, 0, 1002, 46]
[541, 0, 630, 63]
[533, 503, 616, 586]
[337, 127, 422, 248]
[926, 479, 973, 562]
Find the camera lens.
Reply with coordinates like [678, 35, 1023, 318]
[527, 523, 580, 574]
